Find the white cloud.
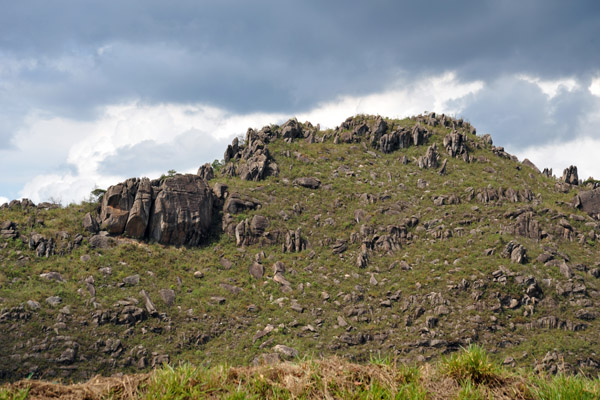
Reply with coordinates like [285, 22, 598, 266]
[10, 72, 486, 205]
[516, 136, 600, 181]
[590, 76, 600, 97]
[0, 196, 8, 205]
[517, 74, 579, 98]
[296, 72, 484, 128]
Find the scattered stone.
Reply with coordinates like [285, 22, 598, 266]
[140, 290, 158, 316]
[89, 234, 111, 249]
[40, 272, 65, 282]
[194, 271, 204, 279]
[220, 283, 242, 295]
[290, 300, 304, 313]
[249, 262, 265, 279]
[26, 300, 41, 310]
[210, 296, 226, 305]
[501, 241, 527, 264]
[273, 345, 298, 359]
[46, 296, 62, 307]
[82, 212, 99, 233]
[293, 177, 321, 189]
[159, 289, 176, 306]
[332, 239, 348, 254]
[123, 274, 140, 286]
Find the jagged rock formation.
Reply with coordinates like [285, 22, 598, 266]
[562, 165, 579, 185]
[99, 174, 214, 246]
[443, 130, 469, 161]
[417, 144, 439, 169]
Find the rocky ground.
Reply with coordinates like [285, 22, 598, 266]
[1, 112, 600, 383]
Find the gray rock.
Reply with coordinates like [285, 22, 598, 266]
[40, 272, 65, 282]
[89, 234, 111, 249]
[293, 177, 321, 189]
[46, 296, 62, 307]
[197, 163, 214, 181]
[250, 215, 269, 236]
[99, 174, 215, 246]
[26, 300, 41, 310]
[522, 158, 541, 173]
[249, 262, 264, 279]
[148, 175, 214, 246]
[223, 193, 261, 214]
[417, 144, 439, 169]
[159, 289, 176, 307]
[125, 178, 152, 239]
[574, 187, 600, 219]
[273, 344, 298, 359]
[140, 290, 158, 316]
[220, 283, 242, 295]
[123, 274, 140, 286]
[210, 296, 226, 305]
[562, 165, 579, 185]
[82, 212, 99, 233]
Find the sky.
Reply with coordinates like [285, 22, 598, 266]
[1, 1, 600, 205]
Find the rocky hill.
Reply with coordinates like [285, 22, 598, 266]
[1, 112, 600, 382]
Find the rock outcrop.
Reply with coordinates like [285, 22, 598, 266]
[99, 174, 214, 246]
[574, 187, 600, 219]
[222, 124, 282, 181]
[562, 165, 579, 185]
[417, 144, 439, 169]
[443, 130, 469, 160]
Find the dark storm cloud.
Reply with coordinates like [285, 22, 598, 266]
[1, 0, 599, 142]
[98, 129, 228, 178]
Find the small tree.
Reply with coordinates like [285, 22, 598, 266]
[89, 186, 106, 203]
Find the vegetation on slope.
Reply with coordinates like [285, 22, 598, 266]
[1, 113, 599, 384]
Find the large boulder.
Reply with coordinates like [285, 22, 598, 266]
[99, 178, 139, 234]
[574, 187, 600, 219]
[98, 174, 215, 246]
[148, 175, 214, 246]
[124, 178, 153, 239]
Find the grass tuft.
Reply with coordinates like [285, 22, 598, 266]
[440, 344, 503, 386]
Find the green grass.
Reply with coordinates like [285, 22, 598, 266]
[0, 387, 29, 400]
[527, 373, 600, 400]
[1, 113, 600, 383]
[2, 347, 600, 399]
[441, 345, 503, 386]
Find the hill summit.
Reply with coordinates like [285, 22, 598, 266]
[1, 112, 600, 382]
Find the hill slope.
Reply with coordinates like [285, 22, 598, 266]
[1, 113, 600, 382]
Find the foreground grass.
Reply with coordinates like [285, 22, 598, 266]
[2, 346, 599, 399]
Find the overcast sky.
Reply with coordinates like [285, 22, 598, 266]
[1, 1, 600, 204]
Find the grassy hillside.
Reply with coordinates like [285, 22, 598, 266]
[1, 113, 599, 384]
